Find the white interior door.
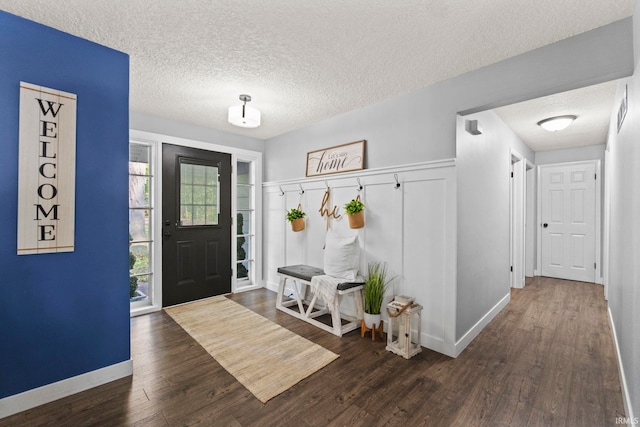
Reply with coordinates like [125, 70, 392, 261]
[540, 162, 596, 282]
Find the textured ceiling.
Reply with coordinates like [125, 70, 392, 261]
[494, 80, 620, 152]
[0, 1, 634, 141]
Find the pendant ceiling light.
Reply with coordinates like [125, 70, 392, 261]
[537, 115, 576, 132]
[228, 94, 261, 128]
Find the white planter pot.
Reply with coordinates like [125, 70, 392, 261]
[364, 312, 381, 329]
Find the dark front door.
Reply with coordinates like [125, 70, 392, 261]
[162, 143, 232, 307]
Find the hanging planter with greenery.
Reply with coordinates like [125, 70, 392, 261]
[344, 196, 365, 229]
[286, 205, 306, 232]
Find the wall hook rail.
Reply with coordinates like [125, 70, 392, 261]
[394, 174, 401, 189]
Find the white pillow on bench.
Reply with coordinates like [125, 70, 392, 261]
[323, 230, 360, 281]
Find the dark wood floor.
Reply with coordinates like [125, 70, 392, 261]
[2, 277, 625, 426]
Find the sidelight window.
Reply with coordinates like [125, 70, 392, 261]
[129, 142, 155, 307]
[236, 161, 254, 288]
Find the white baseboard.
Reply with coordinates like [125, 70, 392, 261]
[130, 304, 161, 317]
[0, 359, 133, 419]
[608, 307, 635, 423]
[453, 292, 511, 358]
[416, 291, 509, 358]
[265, 280, 280, 293]
[421, 333, 456, 358]
[266, 280, 297, 300]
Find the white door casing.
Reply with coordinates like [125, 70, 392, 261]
[538, 161, 597, 283]
[510, 152, 526, 288]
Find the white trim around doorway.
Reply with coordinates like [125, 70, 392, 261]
[129, 129, 263, 315]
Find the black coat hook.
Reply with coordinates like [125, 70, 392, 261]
[394, 174, 400, 189]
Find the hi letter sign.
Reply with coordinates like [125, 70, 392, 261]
[18, 82, 77, 255]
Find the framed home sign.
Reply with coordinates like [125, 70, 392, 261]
[306, 139, 365, 177]
[17, 82, 77, 255]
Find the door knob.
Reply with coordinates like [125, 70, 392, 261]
[543, 223, 548, 228]
[163, 230, 172, 237]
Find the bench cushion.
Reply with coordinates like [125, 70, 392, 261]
[278, 265, 364, 290]
[336, 281, 365, 291]
[277, 265, 324, 282]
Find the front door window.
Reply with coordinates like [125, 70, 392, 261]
[180, 163, 219, 226]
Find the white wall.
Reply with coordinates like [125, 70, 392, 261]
[263, 162, 459, 356]
[604, 7, 640, 418]
[536, 144, 605, 165]
[456, 111, 534, 339]
[130, 111, 264, 153]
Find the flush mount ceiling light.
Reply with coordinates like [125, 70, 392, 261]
[228, 94, 261, 128]
[537, 115, 577, 132]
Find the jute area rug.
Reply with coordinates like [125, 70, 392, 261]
[165, 296, 339, 403]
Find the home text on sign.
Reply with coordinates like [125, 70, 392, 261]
[306, 140, 365, 177]
[18, 82, 77, 255]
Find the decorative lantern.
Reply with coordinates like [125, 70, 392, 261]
[386, 302, 423, 359]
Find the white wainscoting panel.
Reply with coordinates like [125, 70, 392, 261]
[263, 187, 286, 289]
[360, 182, 403, 296]
[305, 188, 330, 267]
[263, 160, 457, 356]
[404, 179, 446, 351]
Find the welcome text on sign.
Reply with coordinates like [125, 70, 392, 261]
[17, 82, 76, 255]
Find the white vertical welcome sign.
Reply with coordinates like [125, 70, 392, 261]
[18, 82, 77, 255]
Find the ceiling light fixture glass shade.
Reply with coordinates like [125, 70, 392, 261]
[537, 115, 577, 132]
[228, 94, 261, 128]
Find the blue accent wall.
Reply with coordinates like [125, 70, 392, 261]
[0, 11, 130, 399]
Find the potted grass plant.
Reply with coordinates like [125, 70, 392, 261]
[344, 197, 365, 229]
[363, 261, 393, 329]
[286, 206, 306, 232]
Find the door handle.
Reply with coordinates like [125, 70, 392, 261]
[543, 223, 548, 228]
